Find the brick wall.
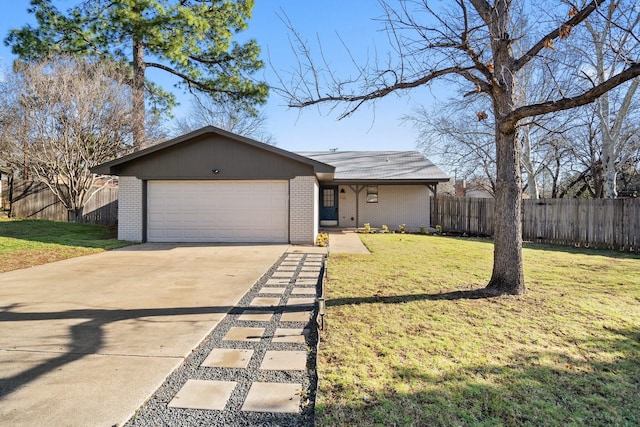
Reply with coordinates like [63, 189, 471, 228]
[118, 176, 143, 241]
[289, 176, 318, 245]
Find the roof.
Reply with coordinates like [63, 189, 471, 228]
[92, 127, 448, 184]
[297, 151, 449, 183]
[92, 126, 335, 177]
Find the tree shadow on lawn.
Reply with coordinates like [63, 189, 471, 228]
[522, 241, 640, 260]
[317, 327, 640, 426]
[327, 288, 501, 307]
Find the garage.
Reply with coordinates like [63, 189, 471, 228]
[147, 180, 289, 243]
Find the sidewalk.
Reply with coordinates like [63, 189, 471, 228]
[125, 252, 324, 426]
[326, 230, 371, 254]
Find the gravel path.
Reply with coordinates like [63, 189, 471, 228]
[124, 252, 322, 427]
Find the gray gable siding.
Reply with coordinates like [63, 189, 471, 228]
[111, 134, 316, 180]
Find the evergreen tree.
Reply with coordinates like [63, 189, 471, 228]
[6, 0, 268, 148]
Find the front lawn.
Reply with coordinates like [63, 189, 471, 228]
[0, 218, 133, 272]
[318, 234, 640, 426]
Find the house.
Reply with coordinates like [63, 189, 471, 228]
[92, 126, 449, 245]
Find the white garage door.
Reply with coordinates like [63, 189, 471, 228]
[147, 180, 289, 243]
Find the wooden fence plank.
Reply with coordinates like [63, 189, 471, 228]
[432, 196, 640, 252]
[9, 180, 118, 225]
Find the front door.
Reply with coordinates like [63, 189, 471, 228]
[319, 186, 338, 226]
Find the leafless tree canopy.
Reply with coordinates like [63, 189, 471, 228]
[279, 0, 640, 295]
[174, 96, 276, 145]
[0, 57, 134, 221]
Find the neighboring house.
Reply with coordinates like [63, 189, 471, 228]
[92, 126, 448, 245]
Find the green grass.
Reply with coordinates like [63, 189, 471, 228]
[317, 234, 640, 426]
[0, 217, 134, 272]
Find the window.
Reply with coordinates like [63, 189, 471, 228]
[366, 185, 378, 203]
[323, 188, 335, 207]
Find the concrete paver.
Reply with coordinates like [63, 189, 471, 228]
[202, 349, 254, 368]
[299, 271, 320, 278]
[272, 270, 295, 278]
[241, 383, 302, 413]
[295, 279, 319, 286]
[168, 379, 236, 410]
[266, 278, 290, 285]
[291, 287, 316, 295]
[250, 297, 281, 307]
[237, 310, 274, 322]
[258, 286, 286, 294]
[0, 243, 287, 427]
[260, 351, 307, 371]
[272, 328, 309, 343]
[223, 327, 265, 342]
[286, 297, 316, 306]
[280, 310, 313, 322]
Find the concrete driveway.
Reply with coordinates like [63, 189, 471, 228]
[0, 243, 288, 427]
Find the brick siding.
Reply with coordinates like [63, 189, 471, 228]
[118, 176, 143, 241]
[289, 176, 318, 245]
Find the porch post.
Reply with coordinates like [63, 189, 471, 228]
[348, 185, 364, 229]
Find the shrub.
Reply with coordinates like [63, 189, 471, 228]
[316, 232, 329, 247]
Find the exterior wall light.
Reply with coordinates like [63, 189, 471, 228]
[212, 169, 220, 174]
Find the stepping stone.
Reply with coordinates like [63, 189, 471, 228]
[272, 271, 295, 278]
[258, 287, 286, 295]
[291, 287, 316, 295]
[238, 310, 274, 322]
[202, 349, 253, 368]
[272, 328, 309, 343]
[266, 278, 290, 286]
[295, 279, 318, 286]
[223, 327, 264, 342]
[280, 261, 299, 266]
[241, 382, 302, 413]
[168, 380, 236, 410]
[280, 310, 312, 322]
[302, 262, 322, 267]
[301, 266, 321, 272]
[260, 350, 307, 371]
[298, 271, 320, 278]
[287, 297, 315, 307]
[250, 297, 281, 307]
[276, 265, 297, 271]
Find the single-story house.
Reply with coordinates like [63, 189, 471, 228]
[92, 126, 449, 245]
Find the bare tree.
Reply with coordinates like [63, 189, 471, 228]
[174, 96, 276, 144]
[280, 1, 640, 295]
[575, 5, 640, 198]
[0, 57, 134, 221]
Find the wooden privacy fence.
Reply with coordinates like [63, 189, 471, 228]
[431, 196, 640, 251]
[10, 180, 118, 225]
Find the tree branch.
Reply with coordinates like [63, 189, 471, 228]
[513, 0, 605, 72]
[288, 66, 478, 118]
[502, 62, 640, 131]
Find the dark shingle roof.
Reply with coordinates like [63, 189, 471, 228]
[298, 151, 449, 182]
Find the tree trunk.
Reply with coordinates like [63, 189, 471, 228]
[486, 124, 526, 295]
[132, 36, 146, 150]
[68, 207, 84, 223]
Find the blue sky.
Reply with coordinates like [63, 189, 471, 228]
[0, 1, 446, 156]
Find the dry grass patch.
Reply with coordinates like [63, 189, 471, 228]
[0, 218, 133, 272]
[317, 234, 640, 426]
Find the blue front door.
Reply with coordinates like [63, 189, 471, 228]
[320, 186, 338, 226]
